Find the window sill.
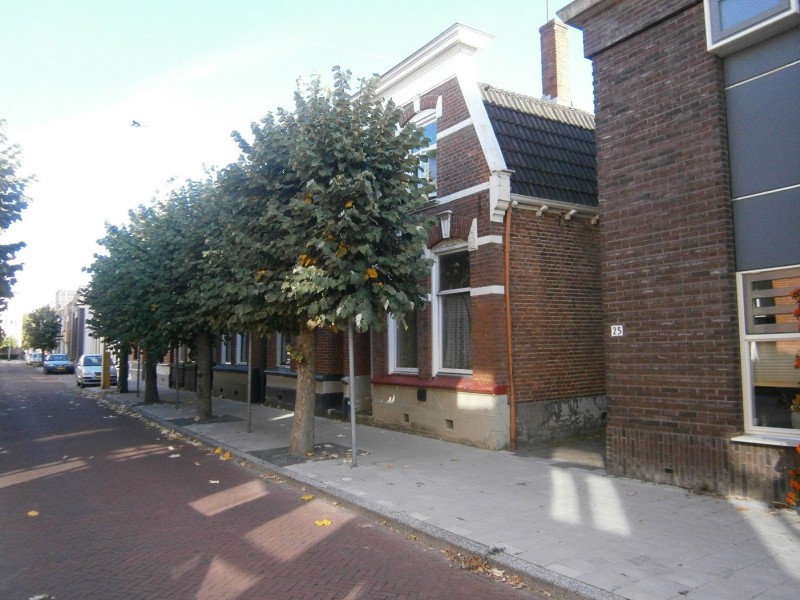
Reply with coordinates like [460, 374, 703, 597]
[731, 433, 800, 448]
[372, 373, 507, 395]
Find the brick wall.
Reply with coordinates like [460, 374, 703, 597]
[568, 0, 800, 498]
[341, 330, 370, 376]
[510, 208, 604, 403]
[314, 328, 342, 376]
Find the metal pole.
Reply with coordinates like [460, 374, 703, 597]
[247, 334, 253, 433]
[174, 347, 180, 410]
[136, 344, 141, 398]
[348, 322, 357, 467]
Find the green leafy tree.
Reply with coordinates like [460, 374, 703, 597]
[84, 178, 220, 410]
[214, 67, 433, 455]
[83, 211, 172, 402]
[22, 306, 60, 353]
[0, 120, 31, 318]
[150, 178, 221, 418]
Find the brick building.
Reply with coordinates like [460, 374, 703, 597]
[560, 0, 800, 500]
[214, 22, 605, 450]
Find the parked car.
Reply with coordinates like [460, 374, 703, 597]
[75, 354, 118, 387]
[27, 351, 43, 366]
[43, 353, 74, 374]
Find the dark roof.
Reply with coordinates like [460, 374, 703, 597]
[480, 84, 597, 207]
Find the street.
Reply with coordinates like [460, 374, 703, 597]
[0, 361, 547, 600]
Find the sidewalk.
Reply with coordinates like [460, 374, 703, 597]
[98, 383, 799, 600]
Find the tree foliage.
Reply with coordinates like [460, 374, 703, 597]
[215, 67, 433, 454]
[22, 306, 60, 352]
[81, 67, 433, 451]
[0, 120, 31, 315]
[82, 207, 175, 402]
[83, 178, 220, 409]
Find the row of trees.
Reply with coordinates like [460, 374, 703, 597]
[0, 120, 31, 334]
[83, 68, 434, 455]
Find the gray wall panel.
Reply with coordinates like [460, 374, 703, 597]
[733, 187, 800, 271]
[726, 61, 800, 198]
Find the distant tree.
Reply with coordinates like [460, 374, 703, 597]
[22, 306, 60, 352]
[211, 67, 433, 455]
[148, 177, 220, 418]
[83, 211, 172, 403]
[0, 334, 18, 358]
[84, 178, 220, 409]
[0, 120, 31, 318]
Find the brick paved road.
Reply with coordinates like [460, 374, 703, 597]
[0, 362, 549, 599]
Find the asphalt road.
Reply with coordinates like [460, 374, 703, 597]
[0, 361, 549, 599]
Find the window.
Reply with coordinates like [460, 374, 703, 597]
[705, 0, 799, 55]
[739, 266, 800, 433]
[277, 333, 291, 367]
[415, 119, 438, 186]
[236, 333, 249, 365]
[220, 334, 232, 364]
[389, 310, 419, 373]
[435, 248, 471, 374]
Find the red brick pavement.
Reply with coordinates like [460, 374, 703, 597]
[0, 362, 549, 599]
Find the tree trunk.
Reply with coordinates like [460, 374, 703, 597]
[195, 330, 213, 420]
[143, 357, 160, 404]
[289, 324, 317, 456]
[117, 347, 129, 393]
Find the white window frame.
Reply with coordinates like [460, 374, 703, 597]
[704, 0, 799, 55]
[220, 334, 232, 364]
[432, 242, 472, 376]
[388, 311, 419, 375]
[737, 265, 800, 441]
[277, 333, 291, 368]
[236, 333, 249, 365]
[411, 99, 442, 195]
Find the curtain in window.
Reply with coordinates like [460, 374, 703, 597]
[441, 292, 471, 370]
[395, 314, 417, 369]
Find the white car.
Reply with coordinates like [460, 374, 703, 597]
[75, 354, 118, 387]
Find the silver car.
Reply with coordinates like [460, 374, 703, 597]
[75, 354, 118, 387]
[43, 353, 74, 374]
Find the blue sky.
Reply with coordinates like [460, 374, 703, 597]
[0, 0, 592, 335]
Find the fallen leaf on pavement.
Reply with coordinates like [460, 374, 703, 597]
[301, 494, 314, 501]
[27, 510, 39, 517]
[314, 519, 332, 526]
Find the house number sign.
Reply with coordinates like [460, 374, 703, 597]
[611, 325, 624, 337]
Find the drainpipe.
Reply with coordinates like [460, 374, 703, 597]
[504, 201, 517, 451]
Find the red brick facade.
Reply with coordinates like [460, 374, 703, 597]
[509, 209, 604, 404]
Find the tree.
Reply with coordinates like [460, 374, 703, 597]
[83, 212, 172, 403]
[22, 306, 60, 352]
[216, 67, 433, 455]
[149, 177, 221, 418]
[0, 120, 31, 318]
[84, 178, 220, 411]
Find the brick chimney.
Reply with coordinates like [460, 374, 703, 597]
[539, 17, 571, 105]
